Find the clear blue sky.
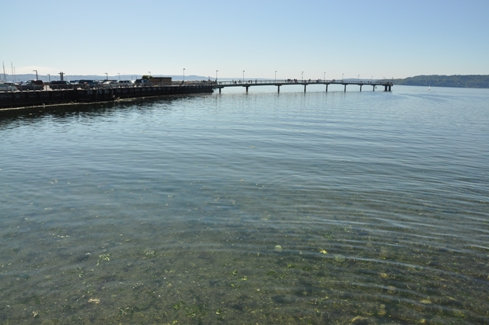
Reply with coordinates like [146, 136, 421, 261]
[2, 0, 489, 79]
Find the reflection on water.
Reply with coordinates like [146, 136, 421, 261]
[0, 95, 188, 127]
[1, 87, 488, 324]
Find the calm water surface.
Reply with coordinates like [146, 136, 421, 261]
[1, 86, 488, 324]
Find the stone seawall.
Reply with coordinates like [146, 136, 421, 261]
[0, 85, 214, 110]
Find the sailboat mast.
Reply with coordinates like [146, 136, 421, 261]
[11, 62, 15, 82]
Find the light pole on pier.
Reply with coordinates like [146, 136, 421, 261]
[323, 72, 326, 81]
[242, 70, 245, 83]
[105, 73, 108, 80]
[183, 68, 186, 83]
[215, 70, 219, 82]
[275, 70, 277, 82]
[33, 69, 38, 81]
[301, 71, 304, 81]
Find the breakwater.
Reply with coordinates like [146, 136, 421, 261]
[0, 84, 214, 111]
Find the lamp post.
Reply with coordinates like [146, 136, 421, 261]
[33, 69, 38, 81]
[275, 71, 277, 82]
[301, 71, 304, 81]
[242, 70, 245, 83]
[323, 72, 326, 81]
[105, 72, 108, 80]
[183, 68, 186, 83]
[215, 70, 218, 83]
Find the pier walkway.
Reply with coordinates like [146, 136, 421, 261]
[215, 79, 393, 94]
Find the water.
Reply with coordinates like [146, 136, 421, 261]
[1, 85, 488, 324]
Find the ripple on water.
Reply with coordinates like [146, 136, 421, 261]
[0, 88, 489, 323]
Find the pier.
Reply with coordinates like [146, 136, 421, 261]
[215, 79, 393, 94]
[0, 78, 393, 112]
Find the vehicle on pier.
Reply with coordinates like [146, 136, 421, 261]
[118, 80, 133, 87]
[49, 80, 72, 90]
[19, 80, 44, 91]
[0, 82, 18, 92]
[77, 80, 98, 89]
[101, 80, 119, 88]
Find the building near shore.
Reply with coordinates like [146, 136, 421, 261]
[136, 75, 172, 86]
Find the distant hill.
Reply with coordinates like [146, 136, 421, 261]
[394, 75, 489, 88]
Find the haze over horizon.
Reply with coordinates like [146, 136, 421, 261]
[2, 0, 488, 80]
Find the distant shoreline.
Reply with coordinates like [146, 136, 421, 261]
[393, 75, 489, 89]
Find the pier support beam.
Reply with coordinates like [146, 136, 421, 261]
[246, 86, 249, 93]
[304, 84, 307, 93]
[325, 84, 328, 92]
[277, 85, 280, 94]
[219, 88, 222, 94]
[344, 84, 347, 92]
[373, 85, 375, 92]
[360, 85, 362, 92]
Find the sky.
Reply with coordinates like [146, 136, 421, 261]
[2, 0, 489, 80]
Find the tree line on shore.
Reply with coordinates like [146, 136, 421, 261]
[393, 75, 489, 88]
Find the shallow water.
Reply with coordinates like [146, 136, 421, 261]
[1, 86, 488, 324]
